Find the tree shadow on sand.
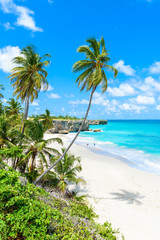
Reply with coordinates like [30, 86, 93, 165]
[110, 189, 145, 205]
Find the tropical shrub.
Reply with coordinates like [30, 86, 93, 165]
[43, 148, 85, 196]
[0, 166, 120, 240]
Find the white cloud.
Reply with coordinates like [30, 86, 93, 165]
[2, 98, 7, 103]
[48, 93, 61, 99]
[69, 99, 89, 105]
[31, 101, 39, 106]
[0, 0, 43, 32]
[41, 84, 54, 91]
[113, 60, 135, 76]
[156, 105, 160, 110]
[120, 103, 146, 113]
[47, 84, 54, 91]
[149, 61, 160, 74]
[3, 22, 14, 30]
[0, 45, 21, 73]
[36, 107, 40, 110]
[92, 92, 109, 106]
[108, 83, 136, 97]
[134, 77, 160, 97]
[135, 95, 155, 105]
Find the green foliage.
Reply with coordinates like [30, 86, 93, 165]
[0, 166, 119, 240]
[18, 119, 62, 174]
[40, 109, 53, 130]
[72, 36, 118, 93]
[52, 114, 83, 120]
[0, 84, 4, 99]
[44, 149, 85, 195]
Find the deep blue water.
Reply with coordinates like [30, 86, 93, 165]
[75, 120, 160, 174]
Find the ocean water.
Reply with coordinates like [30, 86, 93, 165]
[69, 120, 160, 174]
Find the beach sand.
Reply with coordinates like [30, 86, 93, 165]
[45, 133, 160, 240]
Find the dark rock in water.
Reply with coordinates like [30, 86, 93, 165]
[93, 129, 101, 132]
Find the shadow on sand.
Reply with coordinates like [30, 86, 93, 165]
[110, 189, 145, 205]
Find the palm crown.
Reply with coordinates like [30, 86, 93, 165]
[72, 37, 118, 93]
[8, 45, 51, 102]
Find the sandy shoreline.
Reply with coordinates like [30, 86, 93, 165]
[45, 133, 160, 240]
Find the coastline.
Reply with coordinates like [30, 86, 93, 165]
[45, 133, 160, 240]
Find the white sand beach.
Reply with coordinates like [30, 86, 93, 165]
[45, 133, 160, 240]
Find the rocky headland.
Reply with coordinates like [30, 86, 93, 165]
[48, 119, 107, 134]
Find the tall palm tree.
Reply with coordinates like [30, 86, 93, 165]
[40, 109, 53, 130]
[34, 36, 118, 184]
[0, 84, 4, 99]
[8, 45, 51, 133]
[18, 119, 63, 174]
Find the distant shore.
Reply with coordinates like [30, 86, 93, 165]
[45, 133, 160, 240]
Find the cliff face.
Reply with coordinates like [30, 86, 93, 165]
[49, 119, 107, 134]
[88, 120, 107, 125]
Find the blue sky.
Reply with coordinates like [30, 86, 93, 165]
[0, 0, 160, 119]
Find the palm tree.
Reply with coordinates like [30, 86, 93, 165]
[8, 45, 51, 133]
[5, 98, 22, 116]
[40, 109, 53, 130]
[34, 36, 118, 184]
[0, 115, 22, 148]
[43, 148, 85, 196]
[0, 84, 4, 99]
[18, 119, 63, 175]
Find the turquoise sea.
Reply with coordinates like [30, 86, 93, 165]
[70, 120, 160, 174]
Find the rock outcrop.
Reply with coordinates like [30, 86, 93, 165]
[88, 120, 107, 125]
[48, 119, 107, 134]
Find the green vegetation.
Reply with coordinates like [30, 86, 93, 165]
[43, 148, 85, 195]
[0, 164, 119, 240]
[0, 84, 4, 99]
[0, 39, 122, 239]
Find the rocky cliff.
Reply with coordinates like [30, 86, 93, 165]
[48, 119, 107, 134]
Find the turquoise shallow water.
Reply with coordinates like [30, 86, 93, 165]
[74, 120, 160, 174]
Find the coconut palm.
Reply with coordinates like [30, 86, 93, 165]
[0, 115, 23, 148]
[40, 109, 53, 130]
[44, 148, 84, 196]
[8, 45, 51, 133]
[18, 119, 63, 175]
[5, 98, 22, 118]
[0, 84, 4, 99]
[35, 36, 118, 184]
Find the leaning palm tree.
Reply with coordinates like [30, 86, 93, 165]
[18, 119, 63, 175]
[8, 45, 51, 133]
[34, 36, 118, 184]
[0, 84, 4, 99]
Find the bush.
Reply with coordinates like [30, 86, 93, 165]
[0, 166, 120, 239]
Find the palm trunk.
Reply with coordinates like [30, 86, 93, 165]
[34, 87, 96, 184]
[21, 97, 29, 134]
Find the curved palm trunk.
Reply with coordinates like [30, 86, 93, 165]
[34, 87, 96, 184]
[21, 97, 29, 134]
